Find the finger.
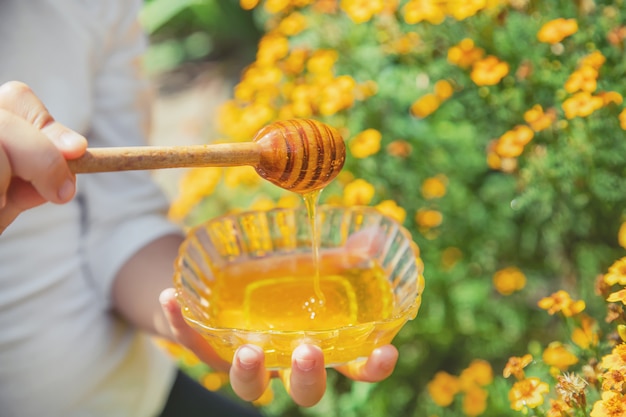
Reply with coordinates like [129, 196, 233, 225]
[229, 345, 270, 402]
[159, 288, 230, 372]
[288, 344, 326, 407]
[0, 109, 76, 204]
[0, 178, 47, 235]
[0, 147, 9, 208]
[0, 81, 87, 158]
[335, 345, 398, 382]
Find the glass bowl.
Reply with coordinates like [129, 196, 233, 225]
[174, 205, 425, 369]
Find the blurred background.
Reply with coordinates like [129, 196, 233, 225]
[143, 1, 626, 416]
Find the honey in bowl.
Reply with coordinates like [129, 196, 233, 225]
[174, 205, 424, 369]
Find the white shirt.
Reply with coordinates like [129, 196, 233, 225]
[0, 1, 180, 416]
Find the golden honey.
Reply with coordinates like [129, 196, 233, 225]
[207, 260, 394, 332]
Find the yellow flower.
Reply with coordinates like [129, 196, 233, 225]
[460, 359, 494, 389]
[403, 0, 446, 24]
[224, 166, 262, 189]
[410, 93, 441, 118]
[448, 38, 485, 69]
[619, 108, 626, 130]
[340, 0, 385, 23]
[256, 34, 290, 65]
[421, 175, 447, 199]
[446, 0, 487, 21]
[607, 289, 626, 305]
[523, 105, 556, 132]
[415, 209, 443, 229]
[495, 125, 534, 158]
[168, 167, 223, 221]
[263, 0, 290, 14]
[571, 315, 599, 349]
[600, 344, 626, 371]
[201, 372, 229, 391]
[562, 92, 604, 119]
[503, 354, 533, 380]
[343, 179, 375, 206]
[427, 371, 460, 407]
[590, 391, 626, 417]
[249, 196, 275, 211]
[493, 266, 527, 295]
[349, 128, 382, 159]
[508, 377, 550, 411]
[252, 385, 275, 407]
[462, 386, 488, 417]
[277, 12, 308, 36]
[470, 55, 509, 86]
[277, 193, 302, 208]
[375, 200, 407, 224]
[537, 18, 578, 44]
[434, 80, 454, 100]
[307, 49, 339, 75]
[564, 65, 598, 94]
[546, 399, 573, 417]
[597, 91, 623, 106]
[604, 257, 626, 286]
[580, 50, 606, 69]
[542, 342, 579, 371]
[240, 0, 260, 10]
[282, 48, 309, 75]
[538, 290, 586, 317]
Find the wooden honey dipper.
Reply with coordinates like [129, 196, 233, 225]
[68, 119, 346, 193]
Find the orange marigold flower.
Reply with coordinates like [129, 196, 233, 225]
[620, 109, 626, 130]
[462, 386, 489, 417]
[600, 344, 626, 371]
[343, 178, 375, 206]
[537, 18, 578, 44]
[415, 209, 443, 229]
[493, 266, 527, 295]
[263, 0, 291, 14]
[524, 105, 556, 132]
[375, 200, 407, 224]
[608, 289, 626, 305]
[256, 34, 290, 65]
[240, 0, 260, 10]
[340, 0, 385, 23]
[604, 257, 626, 286]
[601, 369, 626, 392]
[277, 12, 308, 36]
[538, 290, 586, 317]
[410, 93, 441, 118]
[562, 91, 603, 119]
[503, 354, 533, 380]
[386, 139, 412, 158]
[564, 65, 599, 94]
[307, 49, 339, 75]
[349, 128, 382, 159]
[546, 399, 573, 417]
[448, 38, 485, 69]
[421, 175, 447, 199]
[427, 371, 460, 407]
[460, 359, 494, 389]
[470, 55, 509, 86]
[495, 125, 534, 158]
[580, 50, 606, 69]
[571, 314, 599, 349]
[543, 342, 579, 371]
[434, 79, 454, 100]
[509, 377, 550, 410]
[403, 0, 446, 25]
[590, 391, 626, 417]
[446, 0, 487, 21]
[597, 91, 624, 106]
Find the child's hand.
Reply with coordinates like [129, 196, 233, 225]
[0, 81, 87, 234]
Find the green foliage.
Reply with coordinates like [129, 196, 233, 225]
[161, 0, 626, 415]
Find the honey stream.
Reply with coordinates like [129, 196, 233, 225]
[301, 189, 326, 318]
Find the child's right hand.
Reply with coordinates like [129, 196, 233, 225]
[0, 81, 87, 235]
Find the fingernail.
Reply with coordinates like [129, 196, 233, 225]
[237, 346, 261, 370]
[59, 131, 87, 150]
[57, 179, 75, 201]
[294, 356, 316, 372]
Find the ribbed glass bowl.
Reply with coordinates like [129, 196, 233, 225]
[174, 205, 425, 369]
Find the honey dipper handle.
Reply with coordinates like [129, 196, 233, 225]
[67, 143, 261, 173]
